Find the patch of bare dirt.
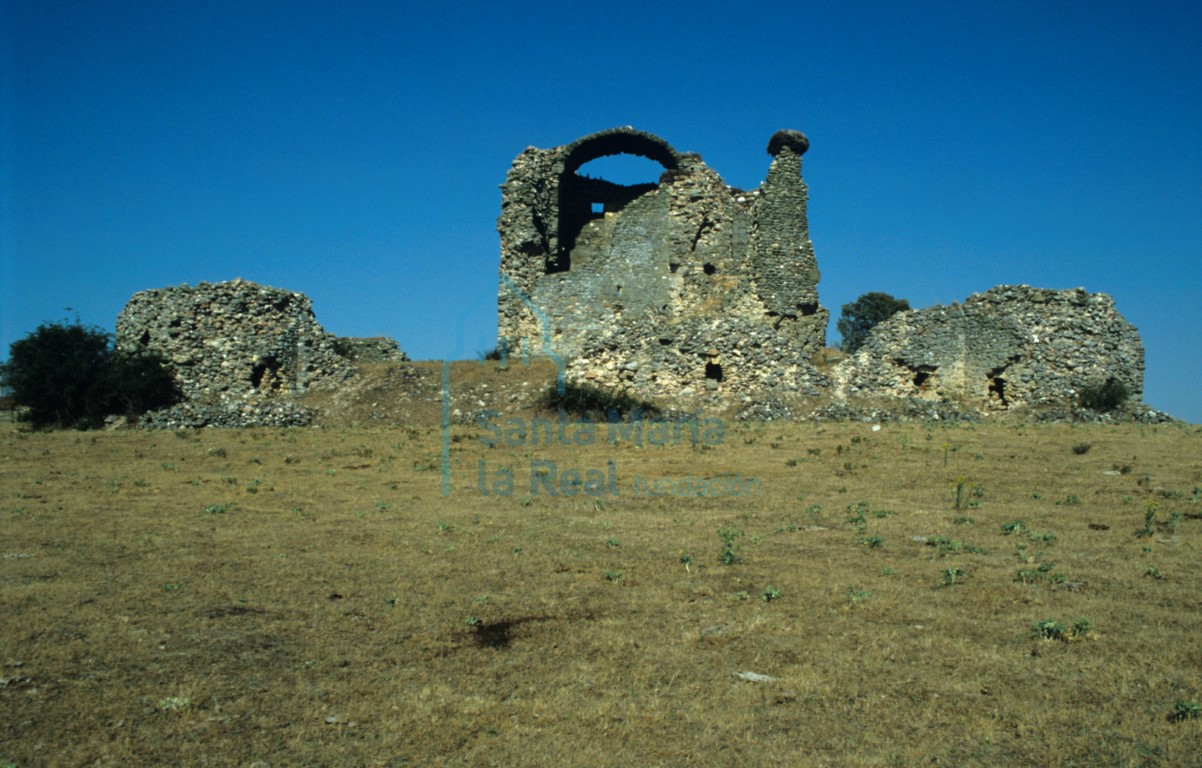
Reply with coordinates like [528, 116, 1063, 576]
[301, 359, 560, 427]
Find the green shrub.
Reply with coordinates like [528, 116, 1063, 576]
[837, 292, 910, 353]
[1078, 379, 1130, 412]
[717, 525, 744, 565]
[107, 348, 181, 417]
[1169, 699, 1201, 722]
[1, 320, 179, 429]
[537, 381, 659, 421]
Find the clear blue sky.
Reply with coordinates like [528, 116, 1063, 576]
[3, 1, 1200, 421]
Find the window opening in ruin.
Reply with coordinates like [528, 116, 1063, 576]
[558, 149, 673, 267]
[251, 356, 284, 394]
[703, 263, 717, 275]
[988, 376, 1007, 405]
[139, 330, 151, 347]
[705, 362, 724, 381]
[798, 302, 818, 316]
[910, 365, 937, 389]
[669, 261, 680, 273]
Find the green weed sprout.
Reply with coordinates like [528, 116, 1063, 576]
[718, 526, 744, 565]
[1137, 501, 1158, 538]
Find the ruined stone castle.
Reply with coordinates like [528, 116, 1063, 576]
[497, 127, 1146, 414]
[498, 127, 830, 405]
[109, 128, 1149, 427]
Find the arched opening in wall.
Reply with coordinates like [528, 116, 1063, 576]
[576, 153, 668, 190]
[565, 154, 666, 245]
[705, 362, 724, 382]
[703, 263, 717, 275]
[139, 330, 151, 347]
[555, 130, 680, 272]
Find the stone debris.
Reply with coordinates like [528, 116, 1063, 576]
[136, 400, 316, 429]
[733, 671, 780, 683]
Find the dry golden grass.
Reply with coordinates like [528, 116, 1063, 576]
[2, 414, 1201, 766]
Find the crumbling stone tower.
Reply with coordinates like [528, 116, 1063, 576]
[497, 127, 829, 404]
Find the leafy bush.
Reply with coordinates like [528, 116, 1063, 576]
[537, 381, 659, 421]
[107, 347, 181, 417]
[1078, 379, 1130, 412]
[1, 321, 179, 429]
[837, 292, 910, 353]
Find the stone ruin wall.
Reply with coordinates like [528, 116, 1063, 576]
[832, 285, 1145, 410]
[497, 127, 829, 406]
[333, 336, 409, 364]
[497, 127, 1148, 417]
[104, 132, 1149, 426]
[115, 279, 406, 426]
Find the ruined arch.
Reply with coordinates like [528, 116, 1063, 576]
[551, 128, 683, 271]
[561, 127, 682, 175]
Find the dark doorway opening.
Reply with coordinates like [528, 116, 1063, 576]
[909, 364, 937, 390]
[251, 356, 284, 394]
[988, 371, 1008, 407]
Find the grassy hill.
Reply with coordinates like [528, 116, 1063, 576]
[1, 382, 1200, 765]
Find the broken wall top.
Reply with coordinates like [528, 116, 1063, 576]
[116, 279, 356, 402]
[833, 285, 1145, 408]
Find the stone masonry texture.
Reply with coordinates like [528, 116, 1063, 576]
[496, 128, 1146, 416]
[115, 279, 405, 427]
[108, 130, 1149, 426]
[497, 127, 830, 409]
[831, 285, 1145, 410]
